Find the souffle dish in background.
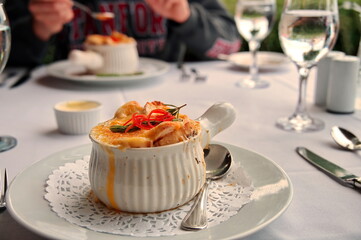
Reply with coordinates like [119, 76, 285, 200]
[69, 31, 139, 75]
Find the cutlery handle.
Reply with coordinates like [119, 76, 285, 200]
[180, 179, 210, 230]
[344, 177, 361, 190]
[0, 168, 7, 208]
[73, 1, 92, 15]
[351, 178, 361, 190]
[10, 68, 32, 89]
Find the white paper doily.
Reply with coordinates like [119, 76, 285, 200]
[45, 156, 254, 237]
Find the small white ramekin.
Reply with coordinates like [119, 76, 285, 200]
[54, 100, 102, 135]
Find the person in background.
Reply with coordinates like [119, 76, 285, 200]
[5, 0, 241, 67]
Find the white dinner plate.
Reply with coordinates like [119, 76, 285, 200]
[6, 142, 293, 240]
[226, 51, 290, 71]
[47, 57, 170, 84]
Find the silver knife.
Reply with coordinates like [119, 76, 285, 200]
[10, 69, 31, 89]
[296, 147, 361, 190]
[0, 71, 17, 87]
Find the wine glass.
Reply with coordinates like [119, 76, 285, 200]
[276, 0, 339, 132]
[234, 0, 276, 88]
[0, 3, 16, 152]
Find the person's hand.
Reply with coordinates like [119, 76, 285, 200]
[29, 0, 74, 41]
[145, 0, 190, 23]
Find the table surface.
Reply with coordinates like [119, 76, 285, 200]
[1, 58, 361, 240]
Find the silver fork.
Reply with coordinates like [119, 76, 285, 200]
[180, 65, 191, 81]
[177, 43, 191, 81]
[0, 168, 7, 210]
[191, 68, 207, 82]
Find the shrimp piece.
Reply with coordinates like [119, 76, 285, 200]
[114, 101, 143, 119]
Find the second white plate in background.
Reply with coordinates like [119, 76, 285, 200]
[226, 51, 290, 71]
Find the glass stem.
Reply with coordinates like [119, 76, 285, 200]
[294, 67, 310, 117]
[248, 40, 260, 81]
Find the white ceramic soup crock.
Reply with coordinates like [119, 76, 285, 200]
[88, 102, 236, 213]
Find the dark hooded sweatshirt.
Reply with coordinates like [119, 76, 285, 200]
[5, 0, 241, 67]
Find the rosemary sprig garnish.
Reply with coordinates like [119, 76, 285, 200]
[110, 125, 139, 133]
[165, 104, 187, 118]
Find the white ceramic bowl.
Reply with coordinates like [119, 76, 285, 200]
[54, 100, 102, 135]
[88, 102, 236, 213]
[84, 42, 139, 75]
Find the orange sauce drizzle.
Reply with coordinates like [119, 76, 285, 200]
[103, 146, 119, 209]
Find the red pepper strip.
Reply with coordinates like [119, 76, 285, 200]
[148, 109, 174, 122]
[133, 114, 152, 130]
[122, 116, 134, 126]
[122, 109, 176, 132]
[148, 109, 167, 115]
[147, 121, 155, 128]
[147, 110, 161, 121]
[132, 114, 143, 126]
[147, 116, 168, 128]
[162, 114, 175, 121]
[125, 124, 135, 133]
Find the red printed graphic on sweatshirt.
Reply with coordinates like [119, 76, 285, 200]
[206, 38, 241, 58]
[151, 13, 164, 34]
[134, 3, 147, 34]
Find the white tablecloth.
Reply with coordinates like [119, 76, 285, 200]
[1, 58, 361, 240]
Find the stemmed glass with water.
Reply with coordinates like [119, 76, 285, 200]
[276, 0, 339, 132]
[0, 3, 16, 152]
[234, 0, 276, 88]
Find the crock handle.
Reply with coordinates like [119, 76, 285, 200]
[68, 49, 104, 70]
[196, 102, 236, 148]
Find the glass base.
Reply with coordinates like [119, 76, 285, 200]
[235, 78, 269, 89]
[276, 114, 324, 133]
[0, 136, 17, 152]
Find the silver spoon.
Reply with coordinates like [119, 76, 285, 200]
[0, 168, 7, 210]
[331, 126, 361, 151]
[181, 144, 232, 230]
[190, 68, 207, 81]
[73, 2, 114, 21]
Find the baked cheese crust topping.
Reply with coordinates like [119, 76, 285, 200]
[90, 101, 200, 149]
[85, 31, 135, 45]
